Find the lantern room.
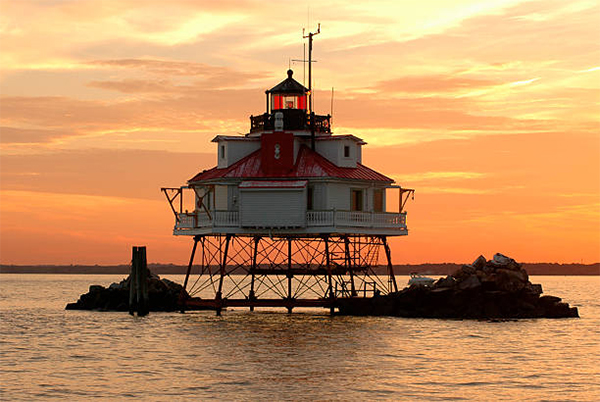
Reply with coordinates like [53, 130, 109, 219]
[249, 69, 331, 134]
[266, 69, 308, 113]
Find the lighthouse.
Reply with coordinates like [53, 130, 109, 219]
[162, 32, 414, 315]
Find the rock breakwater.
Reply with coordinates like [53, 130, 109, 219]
[338, 253, 579, 319]
[65, 270, 187, 312]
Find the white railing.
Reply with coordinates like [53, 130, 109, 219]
[214, 210, 239, 227]
[372, 212, 406, 228]
[306, 210, 334, 226]
[335, 211, 372, 227]
[176, 210, 406, 231]
[197, 212, 212, 227]
[176, 213, 196, 229]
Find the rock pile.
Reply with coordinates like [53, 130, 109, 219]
[65, 270, 187, 312]
[338, 253, 579, 319]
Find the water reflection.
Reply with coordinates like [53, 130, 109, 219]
[0, 275, 598, 400]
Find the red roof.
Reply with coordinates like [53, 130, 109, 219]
[189, 145, 393, 183]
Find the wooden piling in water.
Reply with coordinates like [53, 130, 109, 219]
[129, 248, 137, 315]
[129, 246, 149, 316]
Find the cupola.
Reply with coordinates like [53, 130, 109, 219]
[266, 69, 308, 112]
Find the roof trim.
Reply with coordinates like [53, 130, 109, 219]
[315, 134, 366, 145]
[239, 180, 308, 189]
[212, 135, 259, 142]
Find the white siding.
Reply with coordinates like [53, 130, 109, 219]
[240, 189, 306, 227]
[315, 141, 340, 166]
[326, 183, 350, 210]
[338, 139, 358, 168]
[228, 185, 240, 210]
[325, 182, 382, 211]
[214, 185, 228, 210]
[315, 139, 361, 167]
[313, 183, 326, 210]
[217, 140, 260, 168]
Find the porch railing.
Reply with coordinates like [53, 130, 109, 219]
[176, 210, 407, 231]
[214, 210, 239, 227]
[306, 210, 334, 226]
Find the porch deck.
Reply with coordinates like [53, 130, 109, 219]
[172, 210, 408, 236]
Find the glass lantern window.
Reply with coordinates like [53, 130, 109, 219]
[272, 94, 307, 111]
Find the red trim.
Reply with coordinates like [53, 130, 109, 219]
[272, 95, 283, 110]
[298, 95, 306, 110]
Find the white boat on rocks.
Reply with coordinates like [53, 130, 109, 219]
[408, 273, 435, 287]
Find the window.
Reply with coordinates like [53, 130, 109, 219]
[351, 189, 363, 211]
[373, 189, 383, 212]
[344, 145, 350, 158]
[220, 145, 225, 159]
[307, 187, 314, 210]
[272, 94, 305, 110]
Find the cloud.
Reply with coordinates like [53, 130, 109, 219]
[87, 79, 182, 94]
[0, 149, 213, 200]
[0, 90, 263, 132]
[0, 126, 75, 144]
[392, 171, 487, 182]
[333, 93, 546, 131]
[87, 58, 268, 82]
[372, 75, 498, 94]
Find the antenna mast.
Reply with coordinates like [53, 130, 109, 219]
[330, 87, 334, 129]
[303, 23, 320, 150]
[303, 23, 320, 114]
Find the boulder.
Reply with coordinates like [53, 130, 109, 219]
[472, 255, 487, 270]
[497, 268, 527, 283]
[539, 295, 561, 306]
[492, 253, 511, 266]
[528, 283, 543, 295]
[434, 275, 456, 289]
[458, 274, 481, 290]
[89, 285, 104, 293]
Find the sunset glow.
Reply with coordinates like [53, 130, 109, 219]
[1, 0, 598, 264]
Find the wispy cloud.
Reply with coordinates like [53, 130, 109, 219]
[509, 77, 540, 86]
[392, 171, 487, 182]
[87, 59, 267, 81]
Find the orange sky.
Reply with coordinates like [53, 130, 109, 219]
[1, 0, 599, 265]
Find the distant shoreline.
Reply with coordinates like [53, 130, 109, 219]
[1, 263, 598, 275]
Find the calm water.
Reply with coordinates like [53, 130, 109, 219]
[0, 274, 599, 401]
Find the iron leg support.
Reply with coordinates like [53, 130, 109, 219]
[324, 235, 335, 315]
[287, 238, 293, 313]
[180, 236, 200, 313]
[382, 236, 398, 293]
[249, 236, 260, 311]
[216, 234, 232, 316]
[344, 236, 357, 297]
